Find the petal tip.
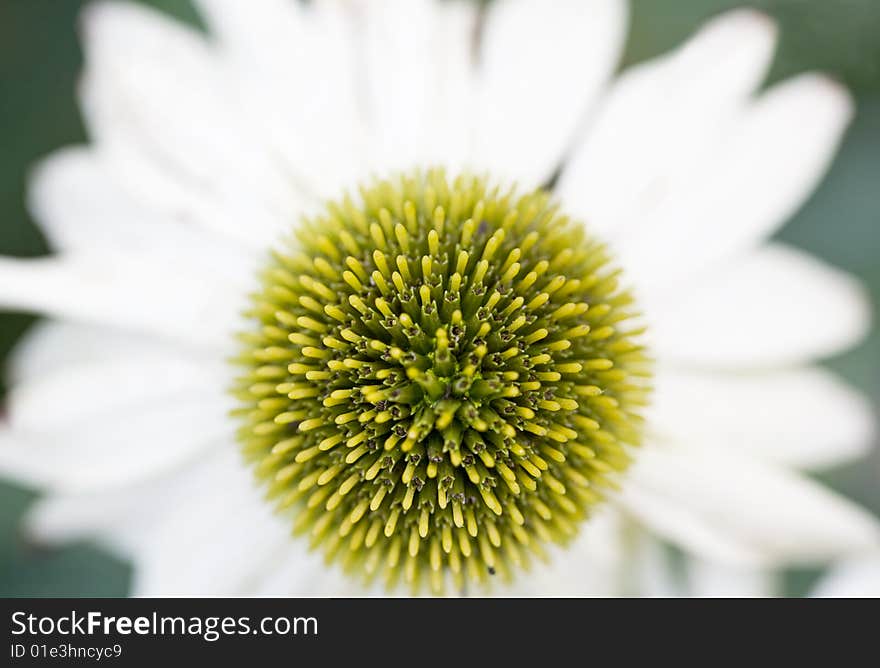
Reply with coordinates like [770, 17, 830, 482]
[808, 72, 856, 122]
[707, 7, 778, 44]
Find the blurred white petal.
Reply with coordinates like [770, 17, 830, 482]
[6, 320, 213, 387]
[19, 446, 287, 596]
[650, 366, 876, 469]
[501, 508, 624, 596]
[26, 490, 160, 556]
[80, 1, 304, 246]
[96, 447, 293, 596]
[0, 396, 226, 492]
[356, 0, 478, 175]
[812, 555, 880, 597]
[194, 0, 368, 197]
[28, 148, 260, 272]
[617, 73, 853, 297]
[559, 8, 777, 238]
[624, 447, 880, 565]
[617, 484, 765, 566]
[7, 354, 227, 434]
[23, 449, 232, 554]
[472, 0, 628, 187]
[0, 255, 246, 349]
[253, 546, 383, 597]
[650, 244, 870, 368]
[687, 559, 775, 597]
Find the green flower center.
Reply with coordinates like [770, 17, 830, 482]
[233, 170, 650, 594]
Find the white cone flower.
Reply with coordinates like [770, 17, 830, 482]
[0, 0, 878, 596]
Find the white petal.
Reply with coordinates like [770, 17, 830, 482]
[0, 394, 229, 492]
[623, 447, 880, 565]
[559, 9, 777, 239]
[419, 1, 479, 174]
[194, 0, 368, 197]
[356, 0, 477, 175]
[616, 484, 765, 566]
[650, 244, 871, 368]
[25, 491, 154, 557]
[25, 444, 371, 596]
[626, 533, 688, 597]
[687, 559, 776, 597]
[649, 366, 876, 469]
[130, 457, 290, 596]
[356, 0, 437, 172]
[0, 254, 248, 350]
[5, 320, 203, 387]
[252, 548, 379, 597]
[0, 323, 230, 492]
[472, 0, 628, 187]
[500, 508, 625, 596]
[616, 72, 853, 296]
[28, 148, 259, 271]
[79, 1, 303, 247]
[6, 320, 130, 386]
[812, 554, 880, 597]
[7, 354, 228, 434]
[23, 453, 212, 554]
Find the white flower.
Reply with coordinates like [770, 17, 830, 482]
[0, 0, 878, 596]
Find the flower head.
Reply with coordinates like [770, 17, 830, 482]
[235, 171, 649, 591]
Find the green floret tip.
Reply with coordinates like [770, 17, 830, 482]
[232, 169, 651, 594]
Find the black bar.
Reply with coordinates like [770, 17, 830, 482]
[1, 597, 873, 664]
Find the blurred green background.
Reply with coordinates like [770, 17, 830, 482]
[0, 0, 878, 596]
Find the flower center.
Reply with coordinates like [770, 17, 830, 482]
[233, 170, 650, 594]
